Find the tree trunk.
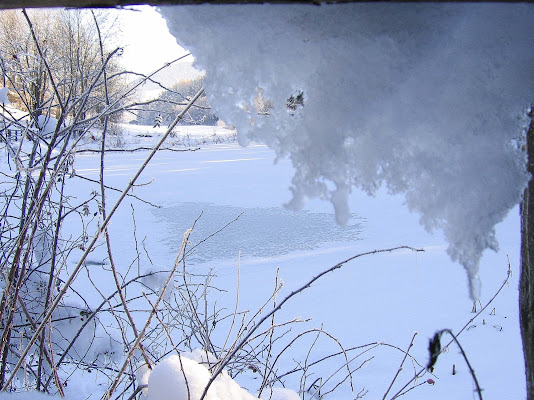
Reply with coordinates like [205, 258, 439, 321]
[521, 107, 534, 400]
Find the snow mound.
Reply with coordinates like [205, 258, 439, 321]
[147, 354, 299, 400]
[148, 355, 213, 400]
[160, 4, 534, 298]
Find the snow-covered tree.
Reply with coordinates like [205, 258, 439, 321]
[0, 9, 124, 123]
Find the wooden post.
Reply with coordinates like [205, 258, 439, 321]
[521, 107, 534, 400]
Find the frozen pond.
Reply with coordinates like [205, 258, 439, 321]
[27, 132, 527, 400]
[72, 140, 366, 272]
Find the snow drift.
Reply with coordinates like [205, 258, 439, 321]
[160, 4, 534, 298]
[144, 351, 299, 400]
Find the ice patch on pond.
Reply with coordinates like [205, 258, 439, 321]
[152, 203, 362, 264]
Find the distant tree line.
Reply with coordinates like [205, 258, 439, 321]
[137, 75, 218, 126]
[0, 9, 125, 126]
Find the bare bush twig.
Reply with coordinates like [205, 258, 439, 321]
[2, 87, 206, 392]
[199, 246, 424, 400]
[382, 332, 417, 400]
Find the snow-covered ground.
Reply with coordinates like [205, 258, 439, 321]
[0, 121, 524, 399]
[15, 123, 519, 400]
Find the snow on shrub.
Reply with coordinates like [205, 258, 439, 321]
[148, 355, 212, 400]
[160, 4, 534, 298]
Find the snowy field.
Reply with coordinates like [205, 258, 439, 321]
[77, 123, 238, 150]
[16, 124, 522, 400]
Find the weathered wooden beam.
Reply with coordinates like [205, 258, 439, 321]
[521, 109, 534, 400]
[0, 0, 530, 9]
[0, 0, 344, 9]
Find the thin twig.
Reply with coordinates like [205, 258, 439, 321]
[389, 260, 512, 400]
[451, 259, 512, 345]
[71, 173, 162, 208]
[221, 251, 242, 353]
[438, 329, 483, 400]
[72, 146, 200, 154]
[258, 268, 281, 396]
[382, 332, 417, 400]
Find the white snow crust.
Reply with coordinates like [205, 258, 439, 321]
[160, 4, 534, 298]
[260, 387, 301, 400]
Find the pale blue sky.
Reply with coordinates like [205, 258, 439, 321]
[118, 5, 190, 74]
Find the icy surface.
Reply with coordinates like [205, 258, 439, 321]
[152, 202, 362, 264]
[160, 4, 534, 298]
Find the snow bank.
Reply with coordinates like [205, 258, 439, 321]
[160, 4, 534, 298]
[146, 353, 299, 400]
